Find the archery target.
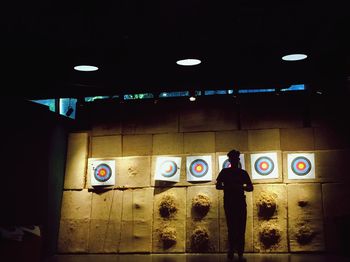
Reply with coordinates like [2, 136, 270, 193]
[251, 152, 279, 180]
[91, 160, 115, 186]
[288, 153, 315, 179]
[187, 155, 212, 182]
[218, 154, 246, 172]
[155, 157, 181, 182]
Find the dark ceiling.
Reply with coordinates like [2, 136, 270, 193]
[3, 0, 350, 99]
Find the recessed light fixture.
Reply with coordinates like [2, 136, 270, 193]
[74, 65, 99, 71]
[176, 58, 201, 66]
[282, 54, 307, 61]
[189, 96, 196, 101]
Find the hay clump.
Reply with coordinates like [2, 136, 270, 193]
[296, 224, 315, 245]
[192, 193, 211, 218]
[259, 221, 281, 248]
[298, 200, 308, 207]
[159, 194, 178, 218]
[191, 227, 210, 251]
[257, 191, 277, 219]
[159, 226, 177, 249]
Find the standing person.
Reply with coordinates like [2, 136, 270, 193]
[216, 149, 253, 261]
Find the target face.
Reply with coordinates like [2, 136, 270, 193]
[190, 159, 209, 177]
[288, 153, 315, 179]
[218, 154, 246, 172]
[187, 155, 212, 182]
[155, 157, 181, 182]
[94, 164, 112, 182]
[91, 160, 116, 186]
[251, 152, 279, 180]
[254, 157, 274, 176]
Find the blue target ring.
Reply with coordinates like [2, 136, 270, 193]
[291, 156, 311, 176]
[254, 157, 274, 176]
[222, 159, 231, 169]
[190, 159, 208, 177]
[94, 163, 112, 182]
[160, 160, 178, 177]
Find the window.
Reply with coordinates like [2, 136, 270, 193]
[59, 98, 77, 119]
[159, 91, 190, 98]
[30, 99, 56, 112]
[123, 93, 154, 100]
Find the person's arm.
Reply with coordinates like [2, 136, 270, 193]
[216, 172, 224, 190]
[243, 171, 253, 192]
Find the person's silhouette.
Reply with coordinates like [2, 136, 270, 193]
[216, 149, 253, 261]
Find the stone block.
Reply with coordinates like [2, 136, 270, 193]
[57, 218, 89, 253]
[152, 219, 186, 253]
[92, 122, 122, 136]
[60, 190, 91, 220]
[184, 132, 215, 154]
[315, 150, 350, 183]
[280, 128, 315, 151]
[240, 96, 303, 130]
[119, 220, 153, 253]
[104, 221, 122, 253]
[121, 189, 133, 221]
[91, 135, 122, 158]
[322, 183, 350, 253]
[152, 133, 184, 155]
[88, 219, 109, 253]
[153, 187, 187, 221]
[179, 107, 237, 132]
[186, 186, 218, 220]
[133, 188, 154, 221]
[186, 218, 220, 252]
[152, 187, 187, 253]
[122, 106, 178, 135]
[314, 127, 350, 150]
[91, 190, 114, 220]
[253, 184, 288, 252]
[122, 134, 153, 156]
[248, 129, 281, 151]
[215, 130, 248, 153]
[287, 184, 325, 252]
[64, 133, 88, 189]
[117, 156, 151, 188]
[103, 190, 124, 253]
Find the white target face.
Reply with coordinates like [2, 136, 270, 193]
[155, 157, 181, 182]
[91, 160, 116, 186]
[218, 154, 245, 172]
[187, 155, 212, 182]
[251, 152, 279, 180]
[288, 153, 315, 180]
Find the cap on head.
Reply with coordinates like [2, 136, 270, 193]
[227, 149, 240, 160]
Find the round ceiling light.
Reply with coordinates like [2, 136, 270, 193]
[282, 54, 307, 61]
[74, 65, 99, 71]
[176, 58, 201, 66]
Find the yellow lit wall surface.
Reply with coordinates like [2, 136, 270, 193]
[58, 100, 350, 254]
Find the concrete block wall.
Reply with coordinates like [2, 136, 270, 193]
[58, 99, 350, 254]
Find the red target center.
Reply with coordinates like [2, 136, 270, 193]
[260, 162, 269, 170]
[297, 162, 306, 170]
[164, 164, 173, 172]
[98, 169, 107, 177]
[195, 164, 203, 172]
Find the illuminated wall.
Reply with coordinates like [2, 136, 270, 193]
[58, 95, 350, 254]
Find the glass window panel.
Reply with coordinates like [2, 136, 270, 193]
[59, 98, 77, 119]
